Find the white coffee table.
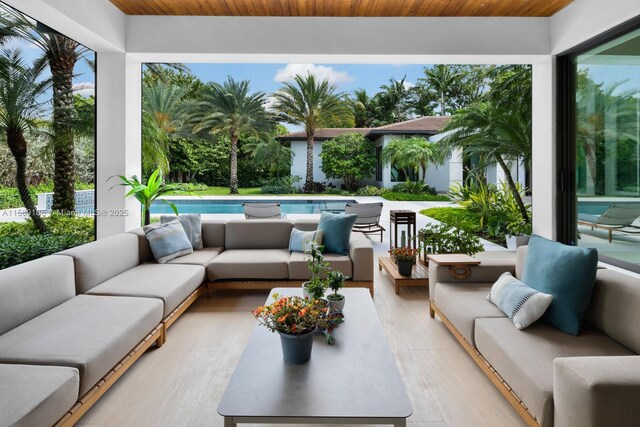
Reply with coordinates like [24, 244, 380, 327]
[218, 288, 412, 426]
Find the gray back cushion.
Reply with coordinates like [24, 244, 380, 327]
[60, 233, 140, 293]
[584, 269, 640, 354]
[128, 227, 154, 263]
[201, 220, 226, 247]
[225, 219, 293, 249]
[0, 255, 75, 335]
[293, 219, 319, 232]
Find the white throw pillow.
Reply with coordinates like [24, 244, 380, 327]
[289, 229, 323, 252]
[487, 272, 553, 330]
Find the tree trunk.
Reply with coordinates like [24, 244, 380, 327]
[48, 37, 78, 214]
[229, 135, 239, 194]
[495, 154, 529, 223]
[305, 134, 314, 189]
[7, 128, 47, 233]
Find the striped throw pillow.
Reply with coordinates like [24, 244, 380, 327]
[487, 272, 553, 330]
[160, 214, 203, 250]
[143, 220, 193, 264]
[289, 229, 323, 253]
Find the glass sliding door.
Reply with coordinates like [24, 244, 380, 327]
[572, 27, 640, 267]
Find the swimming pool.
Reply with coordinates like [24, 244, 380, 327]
[577, 200, 640, 216]
[150, 199, 357, 215]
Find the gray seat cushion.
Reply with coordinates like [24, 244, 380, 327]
[0, 295, 163, 396]
[0, 255, 75, 336]
[434, 282, 506, 346]
[86, 264, 205, 317]
[474, 317, 634, 427]
[0, 364, 79, 427]
[59, 233, 141, 293]
[208, 249, 291, 281]
[167, 247, 223, 267]
[288, 251, 352, 280]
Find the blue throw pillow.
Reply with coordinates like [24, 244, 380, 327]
[161, 214, 203, 250]
[143, 219, 193, 264]
[289, 228, 324, 252]
[317, 211, 357, 255]
[522, 235, 598, 335]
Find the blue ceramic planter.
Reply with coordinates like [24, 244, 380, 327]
[278, 330, 314, 364]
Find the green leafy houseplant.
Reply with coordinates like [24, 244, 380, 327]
[326, 271, 348, 301]
[112, 169, 182, 226]
[419, 223, 484, 260]
[304, 242, 329, 299]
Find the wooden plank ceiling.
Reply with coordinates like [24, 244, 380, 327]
[109, 0, 574, 17]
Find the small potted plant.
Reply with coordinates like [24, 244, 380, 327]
[303, 242, 329, 299]
[389, 246, 419, 277]
[253, 294, 343, 363]
[326, 271, 348, 312]
[505, 219, 532, 250]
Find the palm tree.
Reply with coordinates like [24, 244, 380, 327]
[191, 77, 273, 193]
[441, 102, 532, 222]
[382, 137, 444, 182]
[142, 81, 191, 175]
[377, 76, 413, 123]
[273, 73, 352, 189]
[0, 48, 50, 233]
[0, 6, 89, 212]
[419, 65, 460, 116]
[250, 139, 293, 179]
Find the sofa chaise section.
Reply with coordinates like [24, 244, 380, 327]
[0, 364, 79, 427]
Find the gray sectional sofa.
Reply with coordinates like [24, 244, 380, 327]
[429, 247, 640, 427]
[0, 218, 373, 427]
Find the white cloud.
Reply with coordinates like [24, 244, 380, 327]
[403, 81, 415, 89]
[274, 64, 354, 85]
[73, 82, 95, 97]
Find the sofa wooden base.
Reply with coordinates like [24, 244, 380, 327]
[208, 280, 375, 297]
[429, 299, 540, 427]
[54, 324, 163, 427]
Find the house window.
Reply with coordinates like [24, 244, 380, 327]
[375, 146, 382, 181]
[558, 19, 640, 271]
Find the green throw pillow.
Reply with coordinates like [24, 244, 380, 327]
[317, 211, 357, 255]
[522, 235, 598, 335]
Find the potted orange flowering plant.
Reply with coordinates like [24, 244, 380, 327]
[253, 294, 343, 364]
[389, 246, 419, 277]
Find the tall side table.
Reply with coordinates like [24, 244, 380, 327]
[390, 210, 417, 249]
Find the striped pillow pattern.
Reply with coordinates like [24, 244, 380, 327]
[487, 272, 553, 330]
[289, 229, 324, 253]
[160, 214, 203, 250]
[143, 220, 193, 264]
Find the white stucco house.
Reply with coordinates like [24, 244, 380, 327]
[279, 116, 528, 193]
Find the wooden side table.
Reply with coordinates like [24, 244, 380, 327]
[427, 254, 481, 280]
[379, 257, 428, 295]
[389, 210, 417, 250]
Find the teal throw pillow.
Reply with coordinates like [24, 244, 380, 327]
[522, 235, 598, 335]
[488, 272, 553, 330]
[143, 219, 193, 264]
[161, 214, 203, 249]
[289, 228, 323, 252]
[317, 211, 357, 255]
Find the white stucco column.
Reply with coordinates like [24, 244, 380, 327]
[96, 53, 142, 238]
[448, 148, 464, 188]
[531, 57, 556, 239]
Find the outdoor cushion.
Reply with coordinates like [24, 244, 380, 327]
[474, 317, 634, 427]
[224, 220, 293, 249]
[161, 214, 203, 249]
[289, 228, 323, 252]
[292, 219, 320, 232]
[167, 247, 223, 267]
[60, 233, 140, 293]
[144, 220, 193, 263]
[515, 245, 528, 280]
[487, 272, 553, 330]
[522, 235, 598, 335]
[201, 220, 226, 248]
[86, 263, 205, 317]
[207, 249, 290, 281]
[584, 268, 640, 354]
[0, 294, 163, 396]
[288, 251, 352, 280]
[0, 255, 75, 336]
[0, 364, 79, 427]
[317, 211, 357, 255]
[434, 282, 506, 346]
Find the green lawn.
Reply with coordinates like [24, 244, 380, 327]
[420, 206, 505, 246]
[182, 187, 262, 196]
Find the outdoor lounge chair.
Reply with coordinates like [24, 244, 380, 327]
[577, 203, 640, 243]
[345, 202, 385, 242]
[243, 202, 286, 219]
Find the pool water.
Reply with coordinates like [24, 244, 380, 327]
[150, 199, 356, 215]
[577, 200, 640, 216]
